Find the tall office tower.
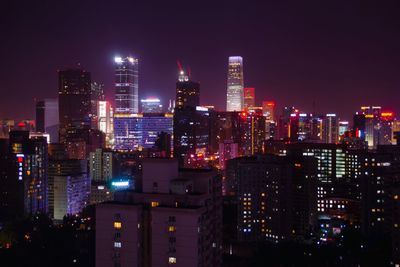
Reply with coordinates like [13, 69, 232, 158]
[114, 113, 173, 151]
[226, 154, 317, 242]
[353, 113, 366, 140]
[238, 111, 266, 156]
[48, 150, 89, 221]
[98, 101, 114, 147]
[89, 148, 114, 182]
[173, 107, 210, 168]
[322, 114, 339, 143]
[175, 70, 200, 109]
[90, 82, 105, 129]
[6, 131, 48, 218]
[379, 111, 394, 145]
[262, 101, 275, 121]
[141, 98, 163, 113]
[36, 98, 59, 143]
[278, 106, 296, 140]
[243, 87, 255, 109]
[58, 68, 91, 144]
[96, 158, 222, 267]
[226, 56, 244, 111]
[338, 121, 349, 137]
[114, 56, 139, 114]
[357, 106, 382, 148]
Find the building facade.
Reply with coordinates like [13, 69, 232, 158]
[226, 56, 244, 112]
[114, 56, 139, 114]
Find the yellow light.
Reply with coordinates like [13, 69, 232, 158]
[114, 221, 122, 229]
[151, 201, 159, 207]
[168, 226, 176, 232]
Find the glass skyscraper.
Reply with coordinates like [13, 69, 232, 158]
[114, 56, 139, 114]
[226, 56, 244, 111]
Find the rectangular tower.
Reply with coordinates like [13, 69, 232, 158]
[58, 69, 91, 143]
[226, 56, 244, 112]
[114, 56, 139, 114]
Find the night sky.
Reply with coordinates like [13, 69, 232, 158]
[1, 0, 400, 121]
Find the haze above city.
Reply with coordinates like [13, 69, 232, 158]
[1, 0, 400, 120]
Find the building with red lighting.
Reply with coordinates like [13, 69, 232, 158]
[243, 87, 255, 110]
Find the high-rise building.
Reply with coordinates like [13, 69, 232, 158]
[89, 148, 114, 182]
[141, 98, 163, 113]
[379, 111, 394, 145]
[5, 131, 48, 218]
[90, 82, 105, 129]
[338, 121, 349, 137]
[262, 101, 275, 121]
[322, 114, 339, 143]
[175, 70, 200, 109]
[114, 113, 173, 151]
[96, 158, 222, 267]
[173, 107, 210, 168]
[114, 56, 139, 114]
[36, 98, 59, 143]
[98, 100, 114, 147]
[48, 150, 89, 221]
[58, 68, 91, 144]
[243, 87, 255, 109]
[237, 111, 266, 156]
[278, 106, 296, 140]
[226, 154, 317, 242]
[226, 56, 244, 111]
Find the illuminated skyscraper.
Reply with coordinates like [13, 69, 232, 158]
[91, 82, 105, 129]
[175, 70, 200, 109]
[98, 101, 114, 147]
[114, 56, 139, 114]
[243, 87, 255, 109]
[226, 56, 244, 111]
[322, 114, 339, 143]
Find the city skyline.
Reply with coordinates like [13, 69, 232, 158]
[1, 1, 400, 121]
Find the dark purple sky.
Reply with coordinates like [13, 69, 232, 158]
[1, 0, 400, 121]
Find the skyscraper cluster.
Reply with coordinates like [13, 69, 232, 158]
[1, 53, 400, 267]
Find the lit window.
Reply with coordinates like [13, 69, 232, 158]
[168, 257, 177, 264]
[114, 242, 122, 248]
[168, 226, 176, 232]
[151, 201, 159, 207]
[114, 221, 122, 229]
